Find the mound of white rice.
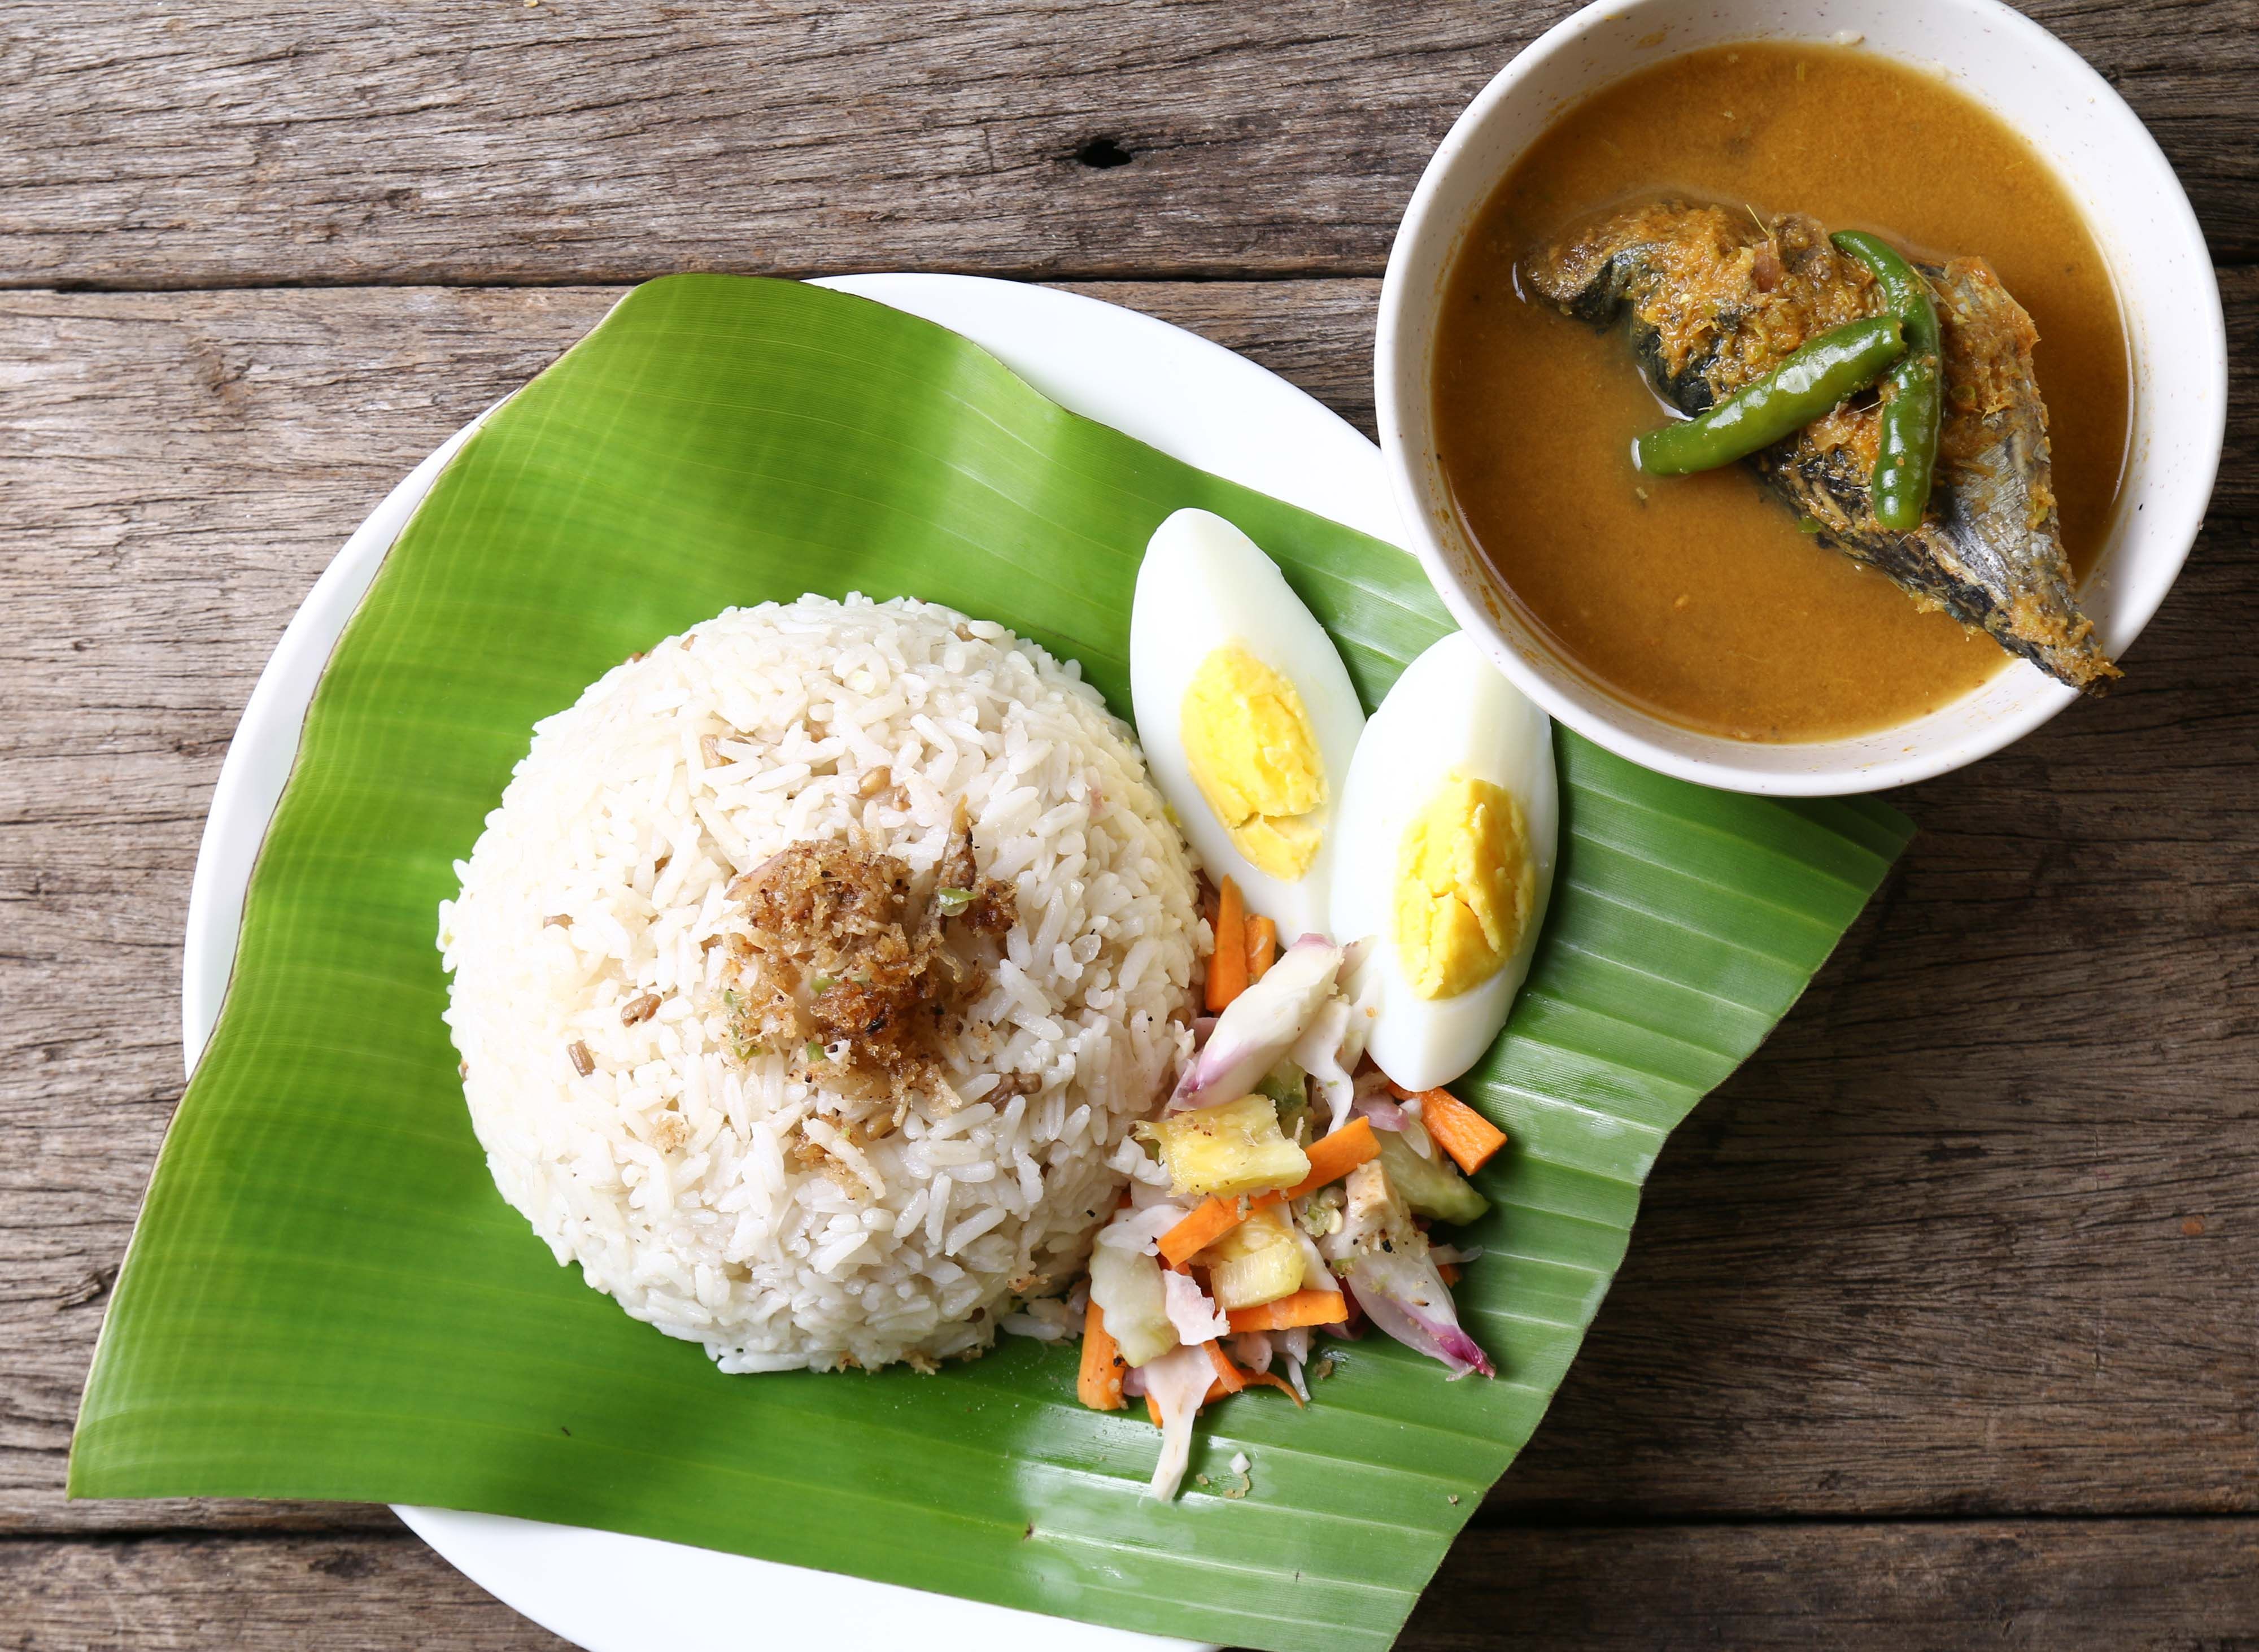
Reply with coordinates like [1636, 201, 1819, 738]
[438, 595, 1200, 1371]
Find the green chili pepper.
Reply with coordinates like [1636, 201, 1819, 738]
[1636, 313, 1904, 476]
[1831, 230, 1944, 531]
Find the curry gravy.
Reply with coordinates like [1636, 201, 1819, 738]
[1432, 43, 2130, 742]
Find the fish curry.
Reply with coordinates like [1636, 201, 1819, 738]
[1432, 43, 2130, 742]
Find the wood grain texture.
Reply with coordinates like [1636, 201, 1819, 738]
[3, 277, 2252, 1553]
[7, 1520, 2259, 1650]
[3, 0, 2254, 289]
[0, 1529, 570, 1651]
[1411, 1518, 2259, 1649]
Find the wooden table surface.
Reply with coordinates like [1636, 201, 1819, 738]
[4, 3, 2254, 1646]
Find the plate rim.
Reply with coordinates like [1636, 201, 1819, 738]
[177, 271, 1402, 1652]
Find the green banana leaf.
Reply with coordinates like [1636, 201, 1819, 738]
[73, 275, 1910, 1652]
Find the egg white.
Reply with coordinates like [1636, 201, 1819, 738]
[1129, 508, 1367, 941]
[1328, 631, 1558, 1092]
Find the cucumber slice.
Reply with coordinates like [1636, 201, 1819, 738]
[1373, 1126, 1489, 1227]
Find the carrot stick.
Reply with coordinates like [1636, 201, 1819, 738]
[1159, 1195, 1260, 1270]
[1390, 1083, 1508, 1174]
[1226, 1287, 1348, 1333]
[1202, 1339, 1246, 1403]
[1205, 876, 1249, 1012]
[1237, 1367, 1305, 1407]
[1205, 1341, 1306, 1407]
[1245, 914, 1277, 984]
[1159, 1120, 1381, 1270]
[1437, 1261, 1462, 1286]
[1283, 1117, 1379, 1198]
[1076, 1298, 1126, 1410]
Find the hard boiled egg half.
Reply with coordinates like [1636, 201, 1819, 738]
[1330, 631, 1558, 1092]
[1130, 509, 1366, 941]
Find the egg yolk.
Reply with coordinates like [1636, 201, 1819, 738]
[1394, 774, 1532, 1000]
[1180, 644, 1325, 880]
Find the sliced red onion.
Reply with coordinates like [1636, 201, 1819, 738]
[1168, 937, 1342, 1110]
[1336, 952, 1379, 1074]
[1324, 1159, 1475, 1363]
[1351, 1080, 1439, 1158]
[1344, 1252, 1493, 1378]
[1393, 1092, 1437, 1159]
[1292, 996, 1357, 1132]
[1351, 1093, 1414, 1136]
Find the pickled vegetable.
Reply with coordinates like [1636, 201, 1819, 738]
[1200, 1204, 1309, 1310]
[1373, 1126, 1489, 1226]
[1257, 1057, 1310, 1144]
[1141, 1093, 1310, 1199]
[1087, 1239, 1178, 1367]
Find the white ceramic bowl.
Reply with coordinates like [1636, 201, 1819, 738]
[1375, 0, 2225, 796]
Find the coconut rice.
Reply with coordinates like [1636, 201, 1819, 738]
[437, 594, 1200, 1372]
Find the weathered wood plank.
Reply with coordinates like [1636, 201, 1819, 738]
[3, 0, 2253, 287]
[8, 1520, 2259, 1650]
[1, 276, 2252, 1540]
[1411, 1516, 2259, 1649]
[1, 1529, 571, 1651]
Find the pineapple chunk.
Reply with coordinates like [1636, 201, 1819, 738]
[1200, 1204, 1310, 1310]
[1140, 1093, 1310, 1200]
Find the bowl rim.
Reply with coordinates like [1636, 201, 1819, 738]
[1373, 0, 2227, 797]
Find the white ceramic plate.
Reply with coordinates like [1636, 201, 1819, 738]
[180, 273, 1401, 1652]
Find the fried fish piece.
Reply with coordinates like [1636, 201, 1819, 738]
[1525, 200, 2117, 692]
